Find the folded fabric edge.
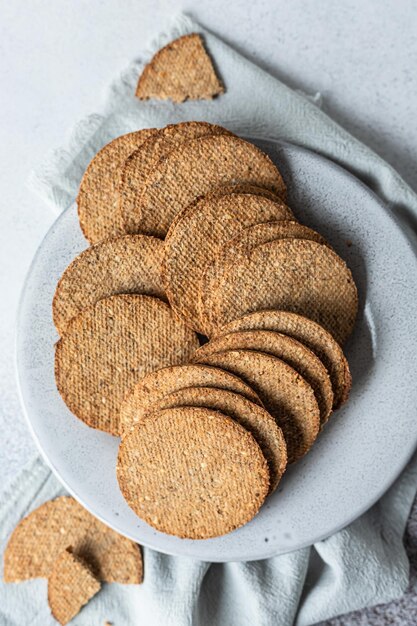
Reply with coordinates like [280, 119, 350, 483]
[27, 113, 105, 213]
[0, 456, 51, 538]
[26, 13, 197, 213]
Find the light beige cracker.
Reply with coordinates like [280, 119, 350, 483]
[136, 34, 224, 102]
[117, 407, 269, 539]
[3, 496, 142, 584]
[194, 349, 320, 463]
[48, 548, 101, 625]
[216, 310, 351, 408]
[136, 134, 287, 237]
[163, 193, 293, 333]
[77, 128, 157, 243]
[201, 220, 327, 334]
[55, 295, 199, 435]
[195, 330, 333, 425]
[53, 235, 165, 335]
[119, 121, 232, 234]
[210, 239, 358, 345]
[119, 362, 261, 435]
[144, 386, 287, 492]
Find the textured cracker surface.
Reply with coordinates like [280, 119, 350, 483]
[217, 310, 351, 409]
[205, 181, 285, 203]
[117, 407, 269, 539]
[119, 121, 231, 234]
[163, 192, 293, 333]
[144, 386, 287, 492]
[165, 182, 289, 248]
[53, 234, 165, 335]
[119, 362, 261, 435]
[135, 34, 224, 103]
[48, 548, 101, 625]
[55, 294, 199, 435]
[195, 329, 333, 425]
[136, 134, 287, 237]
[3, 496, 143, 584]
[211, 239, 358, 345]
[201, 220, 328, 334]
[77, 128, 157, 243]
[194, 349, 320, 463]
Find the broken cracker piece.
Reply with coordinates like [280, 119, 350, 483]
[136, 33, 224, 102]
[48, 548, 100, 625]
[3, 496, 143, 584]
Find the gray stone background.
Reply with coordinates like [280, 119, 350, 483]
[1, 1, 416, 623]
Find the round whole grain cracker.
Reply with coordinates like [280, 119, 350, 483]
[48, 548, 101, 625]
[194, 349, 320, 463]
[216, 310, 351, 409]
[210, 239, 358, 345]
[136, 33, 224, 102]
[3, 496, 142, 584]
[117, 407, 269, 538]
[201, 220, 328, 334]
[53, 234, 165, 335]
[119, 362, 261, 435]
[144, 386, 287, 492]
[136, 134, 287, 237]
[55, 294, 199, 435]
[163, 192, 293, 333]
[119, 121, 232, 234]
[77, 128, 157, 243]
[195, 330, 333, 425]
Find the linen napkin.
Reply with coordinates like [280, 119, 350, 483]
[3, 13, 417, 626]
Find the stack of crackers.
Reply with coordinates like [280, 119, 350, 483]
[53, 121, 357, 540]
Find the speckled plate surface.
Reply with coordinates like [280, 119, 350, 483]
[16, 140, 417, 562]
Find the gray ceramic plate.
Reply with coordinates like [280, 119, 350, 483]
[16, 140, 417, 562]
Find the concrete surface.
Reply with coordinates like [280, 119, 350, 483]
[1, 1, 416, 623]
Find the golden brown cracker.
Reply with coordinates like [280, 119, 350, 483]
[55, 295, 199, 435]
[3, 496, 142, 584]
[48, 548, 101, 625]
[136, 34, 224, 102]
[136, 134, 287, 237]
[144, 386, 287, 492]
[200, 220, 326, 334]
[119, 121, 232, 234]
[119, 363, 261, 435]
[53, 235, 165, 335]
[194, 330, 333, 425]
[163, 193, 293, 333]
[210, 239, 358, 344]
[216, 310, 351, 409]
[117, 407, 269, 539]
[194, 349, 320, 463]
[77, 129, 157, 243]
